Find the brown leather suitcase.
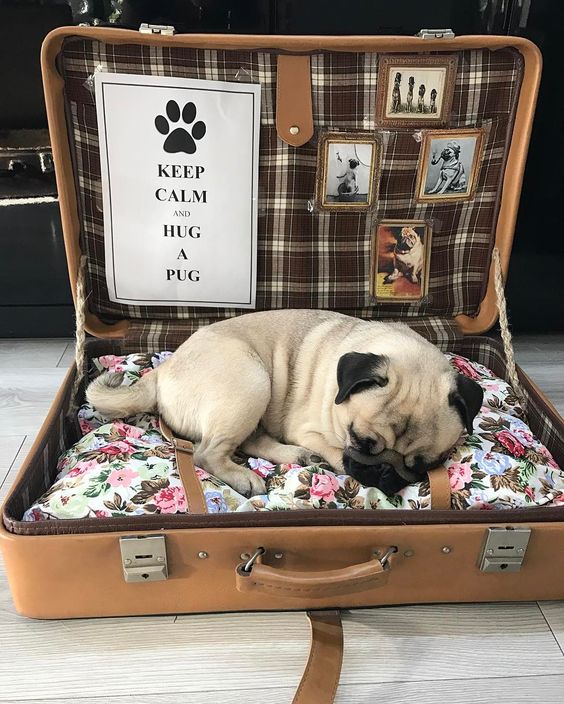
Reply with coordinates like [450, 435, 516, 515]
[1, 28, 563, 670]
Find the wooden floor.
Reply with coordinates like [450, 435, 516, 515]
[0, 336, 563, 704]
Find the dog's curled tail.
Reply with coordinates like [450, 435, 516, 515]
[86, 370, 158, 418]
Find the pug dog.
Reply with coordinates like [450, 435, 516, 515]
[384, 226, 424, 285]
[87, 310, 482, 497]
[428, 140, 467, 194]
[336, 156, 360, 197]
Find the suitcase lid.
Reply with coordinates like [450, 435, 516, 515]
[41, 27, 541, 345]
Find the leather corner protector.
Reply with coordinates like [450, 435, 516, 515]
[276, 54, 314, 147]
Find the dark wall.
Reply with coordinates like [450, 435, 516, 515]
[505, 0, 564, 332]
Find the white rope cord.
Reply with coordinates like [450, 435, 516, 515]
[0, 195, 58, 207]
[492, 246, 527, 410]
[69, 256, 88, 413]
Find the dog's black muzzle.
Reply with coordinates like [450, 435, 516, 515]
[343, 447, 422, 496]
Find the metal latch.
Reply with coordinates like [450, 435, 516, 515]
[417, 28, 455, 39]
[120, 535, 168, 582]
[479, 527, 531, 573]
[139, 23, 176, 35]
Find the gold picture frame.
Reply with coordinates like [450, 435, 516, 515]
[415, 128, 485, 203]
[315, 132, 380, 211]
[371, 220, 432, 302]
[375, 54, 458, 128]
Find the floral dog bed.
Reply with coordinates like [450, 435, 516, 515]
[23, 351, 563, 521]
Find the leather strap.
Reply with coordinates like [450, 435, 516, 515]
[428, 465, 452, 510]
[293, 610, 343, 704]
[276, 55, 314, 147]
[236, 554, 389, 598]
[159, 419, 208, 514]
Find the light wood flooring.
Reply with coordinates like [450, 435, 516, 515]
[0, 337, 562, 703]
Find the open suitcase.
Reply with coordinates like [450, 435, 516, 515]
[1, 25, 563, 703]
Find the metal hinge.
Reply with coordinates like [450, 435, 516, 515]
[479, 527, 531, 573]
[120, 535, 168, 582]
[417, 28, 455, 39]
[139, 23, 176, 35]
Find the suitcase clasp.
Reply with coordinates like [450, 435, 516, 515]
[417, 28, 455, 39]
[479, 526, 531, 573]
[119, 535, 168, 582]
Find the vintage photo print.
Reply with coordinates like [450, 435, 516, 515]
[316, 133, 380, 210]
[416, 128, 484, 203]
[372, 220, 432, 301]
[376, 55, 458, 128]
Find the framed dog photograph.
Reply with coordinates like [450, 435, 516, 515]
[415, 128, 484, 203]
[316, 133, 380, 210]
[372, 220, 432, 301]
[375, 55, 458, 128]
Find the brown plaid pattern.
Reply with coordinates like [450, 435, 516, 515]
[121, 315, 463, 353]
[59, 39, 523, 333]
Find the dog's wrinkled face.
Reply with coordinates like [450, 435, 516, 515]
[395, 227, 420, 254]
[334, 349, 483, 495]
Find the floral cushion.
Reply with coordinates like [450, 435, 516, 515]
[23, 352, 563, 521]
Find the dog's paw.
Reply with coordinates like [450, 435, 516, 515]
[154, 100, 206, 155]
[298, 451, 331, 471]
[230, 468, 266, 498]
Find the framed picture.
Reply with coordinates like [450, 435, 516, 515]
[415, 128, 484, 203]
[375, 55, 458, 128]
[316, 133, 380, 210]
[372, 220, 432, 302]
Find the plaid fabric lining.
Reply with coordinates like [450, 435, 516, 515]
[59, 39, 523, 325]
[122, 315, 463, 353]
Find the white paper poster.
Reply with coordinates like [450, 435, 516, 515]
[94, 72, 260, 307]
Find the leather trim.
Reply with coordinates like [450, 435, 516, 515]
[428, 466, 452, 510]
[236, 554, 388, 598]
[276, 55, 314, 147]
[159, 419, 208, 514]
[293, 611, 343, 704]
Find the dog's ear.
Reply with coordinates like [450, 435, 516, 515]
[449, 375, 484, 434]
[335, 352, 389, 405]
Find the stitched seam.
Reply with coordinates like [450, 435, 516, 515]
[293, 618, 318, 703]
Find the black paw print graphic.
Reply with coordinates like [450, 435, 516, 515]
[155, 100, 206, 154]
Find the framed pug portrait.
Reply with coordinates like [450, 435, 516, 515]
[415, 128, 485, 203]
[375, 54, 458, 128]
[316, 132, 380, 210]
[372, 220, 432, 302]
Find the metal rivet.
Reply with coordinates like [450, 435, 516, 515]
[441, 546, 452, 554]
[198, 551, 209, 559]
[289, 125, 300, 135]
[403, 550, 415, 557]
[240, 553, 251, 561]
[157, 556, 165, 562]
[487, 549, 494, 555]
[517, 548, 524, 555]
[124, 558, 132, 565]
[274, 553, 284, 559]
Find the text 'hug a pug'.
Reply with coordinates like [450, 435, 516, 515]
[87, 310, 483, 497]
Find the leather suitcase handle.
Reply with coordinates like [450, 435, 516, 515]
[236, 553, 391, 598]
